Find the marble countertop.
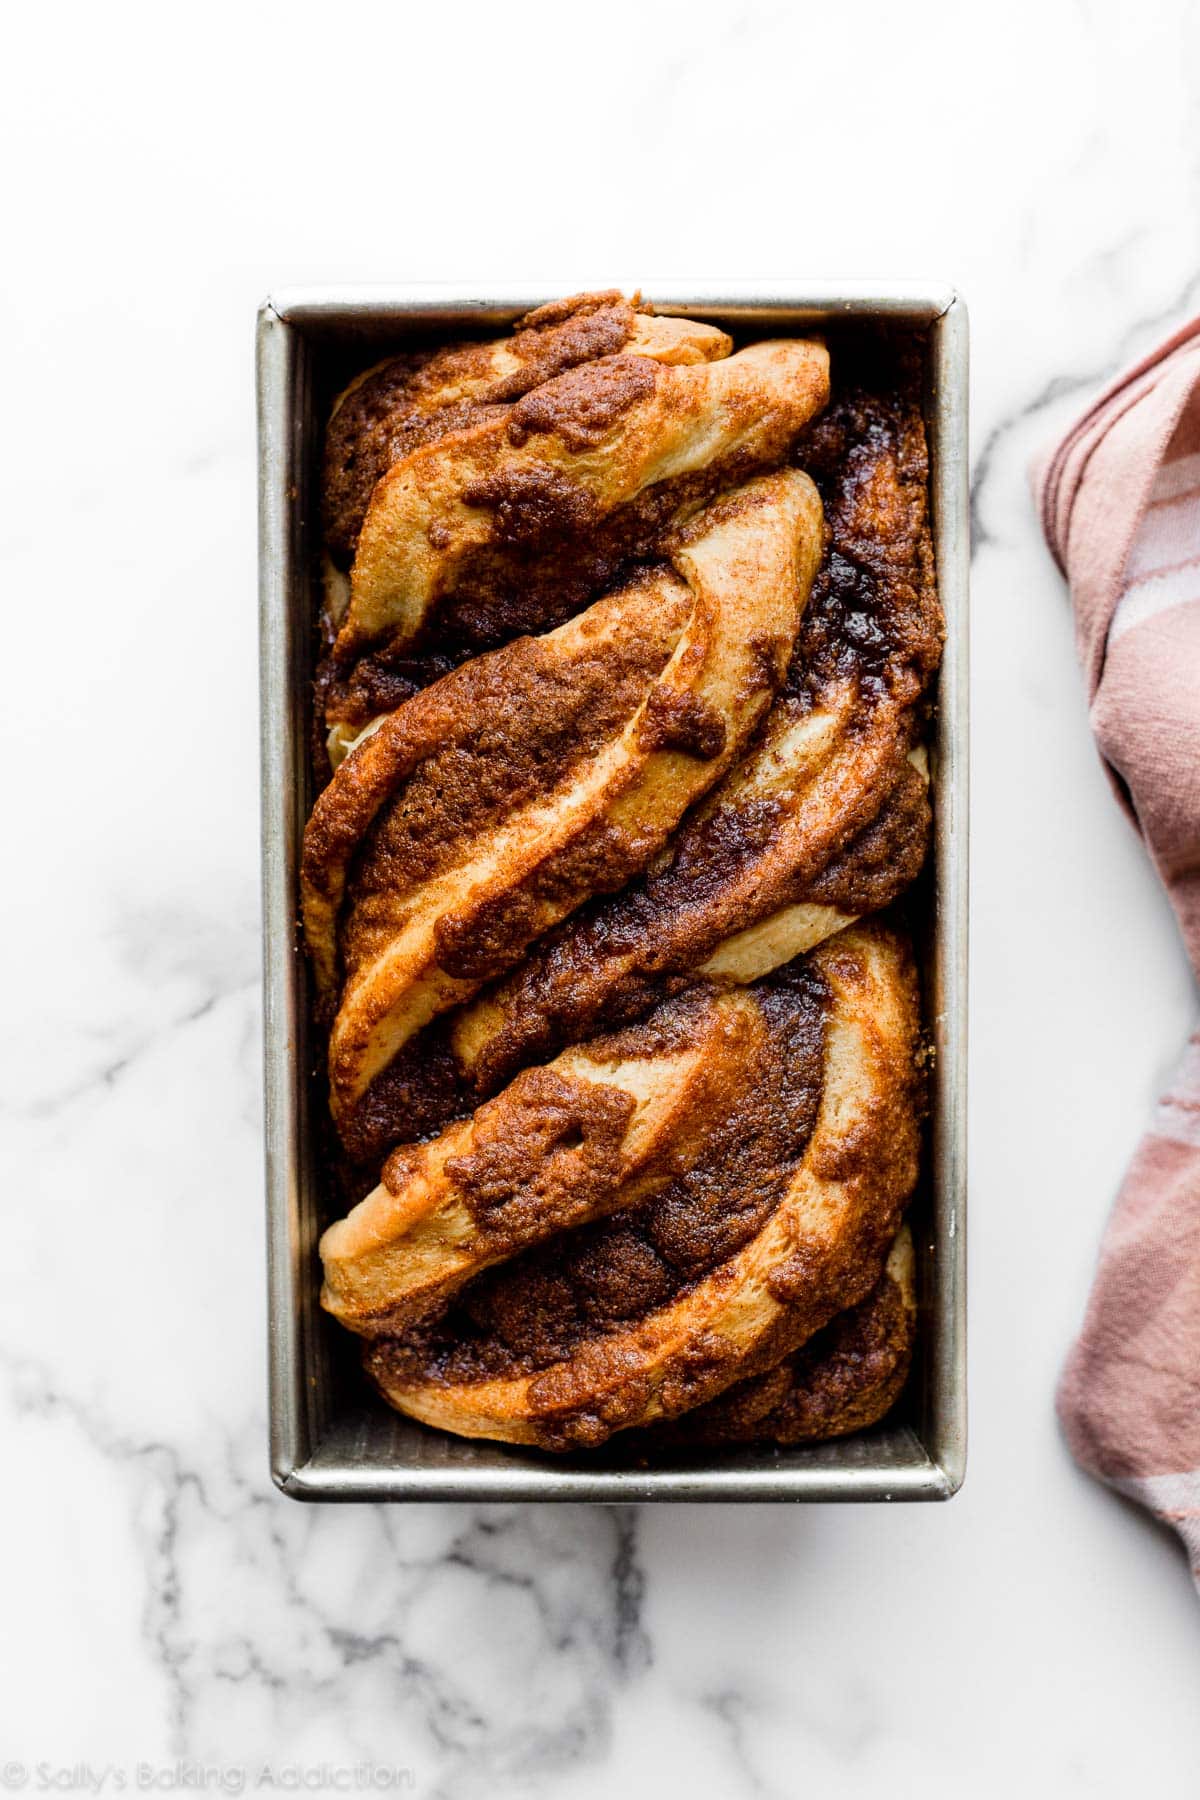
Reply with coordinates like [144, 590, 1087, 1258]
[5, 0, 1200, 1792]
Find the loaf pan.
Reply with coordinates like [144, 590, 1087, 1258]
[256, 283, 969, 1501]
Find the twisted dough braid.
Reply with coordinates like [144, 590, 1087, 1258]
[306, 300, 940, 1451]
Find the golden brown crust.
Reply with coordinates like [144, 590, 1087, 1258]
[322, 292, 734, 568]
[320, 982, 802, 1337]
[449, 375, 941, 1096]
[451, 708, 927, 1094]
[303, 471, 824, 1139]
[360, 922, 923, 1450]
[336, 338, 829, 657]
[648, 1225, 916, 1447]
[301, 577, 684, 999]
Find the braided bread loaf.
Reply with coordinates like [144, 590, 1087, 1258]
[303, 295, 941, 1452]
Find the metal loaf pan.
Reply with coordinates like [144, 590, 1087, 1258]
[257, 284, 969, 1502]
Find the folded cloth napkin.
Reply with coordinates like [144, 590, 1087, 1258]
[1034, 316, 1200, 1587]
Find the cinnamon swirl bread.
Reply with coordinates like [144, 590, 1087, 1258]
[302, 294, 942, 1455]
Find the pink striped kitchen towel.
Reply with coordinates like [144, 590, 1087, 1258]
[1035, 315, 1200, 1588]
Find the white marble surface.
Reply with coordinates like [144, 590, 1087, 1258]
[4, 0, 1200, 1791]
